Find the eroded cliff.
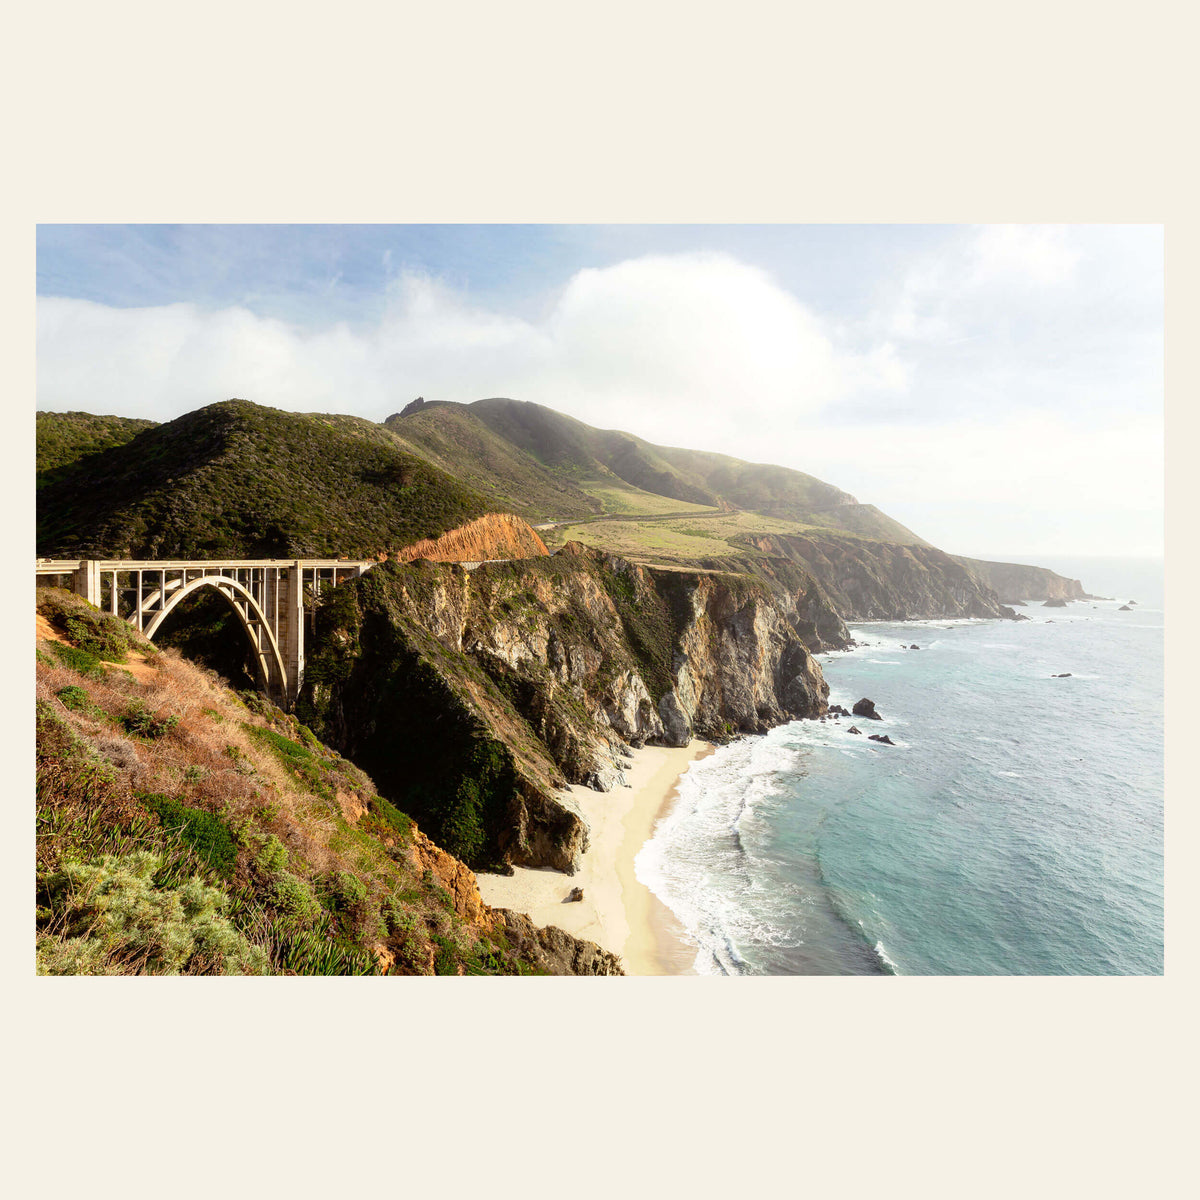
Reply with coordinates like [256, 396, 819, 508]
[393, 512, 550, 564]
[296, 544, 831, 873]
[738, 532, 1019, 621]
[954, 557, 1089, 603]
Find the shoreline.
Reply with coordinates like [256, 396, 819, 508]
[476, 739, 712, 975]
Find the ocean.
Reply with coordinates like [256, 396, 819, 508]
[635, 566, 1164, 976]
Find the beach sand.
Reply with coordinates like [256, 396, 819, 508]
[476, 739, 712, 975]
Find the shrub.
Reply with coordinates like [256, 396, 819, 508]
[139, 793, 238, 877]
[369, 795, 412, 841]
[37, 851, 268, 975]
[431, 934, 460, 976]
[271, 873, 321, 923]
[56, 685, 96, 714]
[243, 725, 334, 801]
[120, 701, 180, 740]
[328, 870, 368, 913]
[253, 834, 289, 875]
[49, 642, 105, 678]
[63, 614, 130, 662]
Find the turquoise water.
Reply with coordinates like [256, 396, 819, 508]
[636, 591, 1164, 975]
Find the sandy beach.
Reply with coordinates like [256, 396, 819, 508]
[476, 740, 713, 975]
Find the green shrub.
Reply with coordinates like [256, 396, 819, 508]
[139, 794, 238, 877]
[271, 873, 321, 922]
[369, 795, 412, 840]
[56, 685, 97, 714]
[50, 642, 105, 678]
[37, 851, 268, 975]
[380, 894, 414, 935]
[329, 870, 368, 912]
[120, 701, 180, 740]
[431, 934, 460, 976]
[243, 724, 334, 801]
[253, 834, 289, 875]
[63, 614, 129, 662]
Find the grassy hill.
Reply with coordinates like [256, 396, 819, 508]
[381, 402, 602, 522]
[36, 400, 499, 559]
[379, 397, 929, 560]
[38, 397, 929, 565]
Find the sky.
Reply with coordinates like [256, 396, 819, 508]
[36, 224, 1163, 562]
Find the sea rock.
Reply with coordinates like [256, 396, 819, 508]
[1043, 599, 1069, 608]
[1053, 673, 1073, 678]
[1129, 600, 1138, 605]
[1119, 604, 1132, 611]
[565, 887, 584, 903]
[868, 734, 895, 745]
[909, 644, 920, 650]
[848, 726, 862, 735]
[852, 697, 883, 720]
[490, 909, 623, 975]
[584, 763, 627, 792]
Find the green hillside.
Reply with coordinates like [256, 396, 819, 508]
[382, 403, 601, 522]
[36, 400, 497, 560]
[37, 411, 159, 488]
[467, 397, 719, 506]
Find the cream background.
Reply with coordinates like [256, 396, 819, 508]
[3, 2, 1193, 1195]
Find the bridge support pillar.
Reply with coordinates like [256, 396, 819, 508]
[72, 560, 101, 607]
[278, 561, 306, 707]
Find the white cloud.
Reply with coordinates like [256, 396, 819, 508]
[37, 253, 904, 438]
[36, 237, 1162, 556]
[967, 224, 1081, 287]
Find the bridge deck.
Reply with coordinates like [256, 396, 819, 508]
[37, 558, 375, 571]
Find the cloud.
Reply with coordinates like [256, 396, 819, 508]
[36, 236, 1162, 555]
[37, 253, 904, 441]
[967, 223, 1082, 287]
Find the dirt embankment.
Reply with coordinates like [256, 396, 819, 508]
[394, 513, 549, 564]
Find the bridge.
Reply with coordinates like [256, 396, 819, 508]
[36, 558, 376, 707]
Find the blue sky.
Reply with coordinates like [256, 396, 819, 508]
[37, 224, 953, 326]
[36, 224, 1163, 561]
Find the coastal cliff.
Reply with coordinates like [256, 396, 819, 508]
[954, 556, 1089, 602]
[295, 544, 831, 873]
[737, 532, 1019, 620]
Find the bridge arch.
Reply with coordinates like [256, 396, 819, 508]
[143, 574, 288, 701]
[37, 557, 376, 709]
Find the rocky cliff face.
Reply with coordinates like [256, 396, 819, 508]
[296, 544, 831, 873]
[740, 532, 1018, 621]
[405, 822, 622, 974]
[393, 511, 549, 564]
[953, 557, 1088, 603]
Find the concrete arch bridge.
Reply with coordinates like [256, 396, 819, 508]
[36, 558, 376, 706]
